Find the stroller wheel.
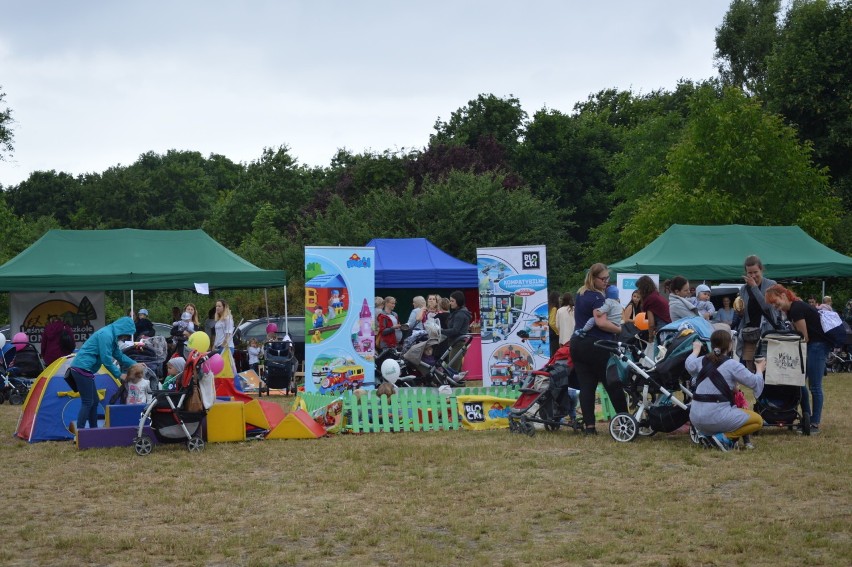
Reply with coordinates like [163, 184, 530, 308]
[637, 425, 656, 437]
[689, 423, 702, 445]
[9, 392, 24, 405]
[134, 435, 153, 456]
[801, 412, 811, 436]
[520, 417, 535, 437]
[508, 418, 518, 433]
[187, 437, 205, 452]
[544, 422, 561, 432]
[609, 413, 638, 443]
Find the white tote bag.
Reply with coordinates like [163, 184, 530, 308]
[762, 333, 807, 387]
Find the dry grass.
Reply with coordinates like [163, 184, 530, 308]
[1, 377, 851, 567]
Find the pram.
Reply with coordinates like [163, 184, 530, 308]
[508, 343, 580, 436]
[753, 331, 811, 435]
[133, 349, 213, 455]
[3, 343, 44, 380]
[403, 334, 473, 387]
[122, 336, 168, 384]
[596, 318, 711, 442]
[0, 368, 29, 405]
[259, 337, 296, 396]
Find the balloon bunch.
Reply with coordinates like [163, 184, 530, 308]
[187, 331, 225, 374]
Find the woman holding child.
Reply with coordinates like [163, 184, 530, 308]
[569, 264, 628, 435]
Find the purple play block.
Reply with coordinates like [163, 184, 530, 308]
[76, 425, 158, 450]
[105, 404, 150, 427]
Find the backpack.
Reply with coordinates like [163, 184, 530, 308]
[818, 309, 847, 349]
[60, 328, 76, 353]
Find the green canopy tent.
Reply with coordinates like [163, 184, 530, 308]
[609, 225, 852, 281]
[0, 229, 286, 291]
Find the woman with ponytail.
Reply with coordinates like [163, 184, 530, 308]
[686, 329, 766, 451]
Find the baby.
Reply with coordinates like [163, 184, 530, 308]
[162, 357, 186, 390]
[576, 284, 622, 337]
[125, 363, 152, 404]
[692, 284, 716, 320]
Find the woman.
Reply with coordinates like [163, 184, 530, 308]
[635, 275, 670, 336]
[668, 276, 699, 321]
[686, 329, 765, 451]
[765, 284, 829, 434]
[183, 303, 201, 338]
[569, 264, 627, 434]
[213, 299, 235, 357]
[714, 296, 735, 325]
[406, 296, 427, 332]
[436, 297, 451, 330]
[622, 290, 642, 326]
[69, 317, 138, 430]
[547, 291, 561, 356]
[443, 291, 472, 372]
[555, 292, 575, 347]
[376, 296, 403, 351]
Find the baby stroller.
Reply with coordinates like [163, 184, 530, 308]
[134, 349, 212, 455]
[0, 368, 29, 405]
[259, 337, 296, 396]
[597, 319, 710, 442]
[753, 331, 811, 435]
[508, 343, 581, 436]
[403, 333, 473, 387]
[122, 336, 167, 385]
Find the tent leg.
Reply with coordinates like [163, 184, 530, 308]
[284, 286, 289, 335]
[264, 289, 269, 320]
[130, 290, 134, 317]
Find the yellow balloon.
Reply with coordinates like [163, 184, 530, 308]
[188, 331, 211, 352]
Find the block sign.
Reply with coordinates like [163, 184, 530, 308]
[463, 401, 485, 422]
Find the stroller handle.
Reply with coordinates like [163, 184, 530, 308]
[594, 339, 643, 358]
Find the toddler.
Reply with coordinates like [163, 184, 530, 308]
[247, 338, 262, 374]
[692, 284, 716, 320]
[125, 363, 152, 405]
[576, 284, 622, 338]
[162, 357, 186, 390]
[172, 311, 195, 335]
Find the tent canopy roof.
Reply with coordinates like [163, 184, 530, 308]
[0, 229, 286, 291]
[609, 225, 852, 280]
[367, 238, 477, 288]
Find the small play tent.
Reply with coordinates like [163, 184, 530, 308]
[609, 225, 852, 280]
[367, 238, 478, 288]
[0, 229, 286, 291]
[16, 354, 121, 442]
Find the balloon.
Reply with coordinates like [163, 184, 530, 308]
[188, 331, 210, 353]
[265, 323, 278, 335]
[12, 332, 29, 351]
[203, 353, 224, 375]
[0, 332, 5, 349]
[634, 312, 649, 331]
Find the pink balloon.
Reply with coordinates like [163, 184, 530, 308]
[203, 353, 225, 375]
[12, 332, 29, 351]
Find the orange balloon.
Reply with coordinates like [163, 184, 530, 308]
[634, 312, 649, 331]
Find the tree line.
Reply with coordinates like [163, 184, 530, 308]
[0, 0, 849, 319]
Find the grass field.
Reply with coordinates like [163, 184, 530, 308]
[1, 376, 850, 567]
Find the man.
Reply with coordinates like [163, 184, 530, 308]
[734, 255, 779, 372]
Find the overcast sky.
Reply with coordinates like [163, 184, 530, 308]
[0, 1, 730, 187]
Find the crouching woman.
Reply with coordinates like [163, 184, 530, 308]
[686, 329, 765, 451]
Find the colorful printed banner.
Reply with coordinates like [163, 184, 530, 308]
[304, 247, 375, 393]
[476, 246, 548, 387]
[10, 291, 105, 352]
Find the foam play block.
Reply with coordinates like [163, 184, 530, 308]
[76, 425, 157, 450]
[266, 408, 325, 440]
[243, 399, 287, 431]
[105, 404, 150, 428]
[204, 401, 246, 443]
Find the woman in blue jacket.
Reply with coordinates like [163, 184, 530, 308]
[69, 317, 138, 429]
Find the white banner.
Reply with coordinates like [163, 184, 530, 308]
[10, 291, 105, 352]
[477, 246, 548, 387]
[616, 273, 659, 308]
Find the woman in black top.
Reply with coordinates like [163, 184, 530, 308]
[764, 284, 828, 433]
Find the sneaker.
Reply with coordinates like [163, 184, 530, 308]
[711, 432, 735, 452]
[741, 441, 755, 450]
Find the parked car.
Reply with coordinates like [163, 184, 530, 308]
[233, 317, 305, 373]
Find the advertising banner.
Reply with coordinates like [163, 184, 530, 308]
[304, 247, 375, 393]
[10, 291, 105, 352]
[477, 246, 548, 387]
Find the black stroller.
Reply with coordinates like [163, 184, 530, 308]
[403, 334, 473, 387]
[259, 337, 296, 396]
[753, 332, 811, 435]
[134, 349, 211, 455]
[122, 336, 167, 384]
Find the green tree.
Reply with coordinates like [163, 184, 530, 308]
[0, 86, 13, 162]
[621, 87, 839, 250]
[4, 170, 82, 225]
[765, 0, 852, 203]
[714, 0, 781, 96]
[430, 94, 528, 156]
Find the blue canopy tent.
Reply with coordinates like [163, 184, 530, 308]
[366, 238, 478, 288]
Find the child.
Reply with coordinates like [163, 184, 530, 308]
[125, 363, 151, 405]
[265, 323, 278, 343]
[247, 338, 262, 375]
[162, 357, 186, 390]
[172, 311, 195, 335]
[575, 284, 622, 338]
[692, 284, 716, 320]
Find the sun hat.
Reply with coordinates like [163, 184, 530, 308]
[138, 308, 149, 316]
[695, 284, 711, 296]
[266, 323, 278, 334]
[168, 357, 186, 375]
[181, 311, 192, 321]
